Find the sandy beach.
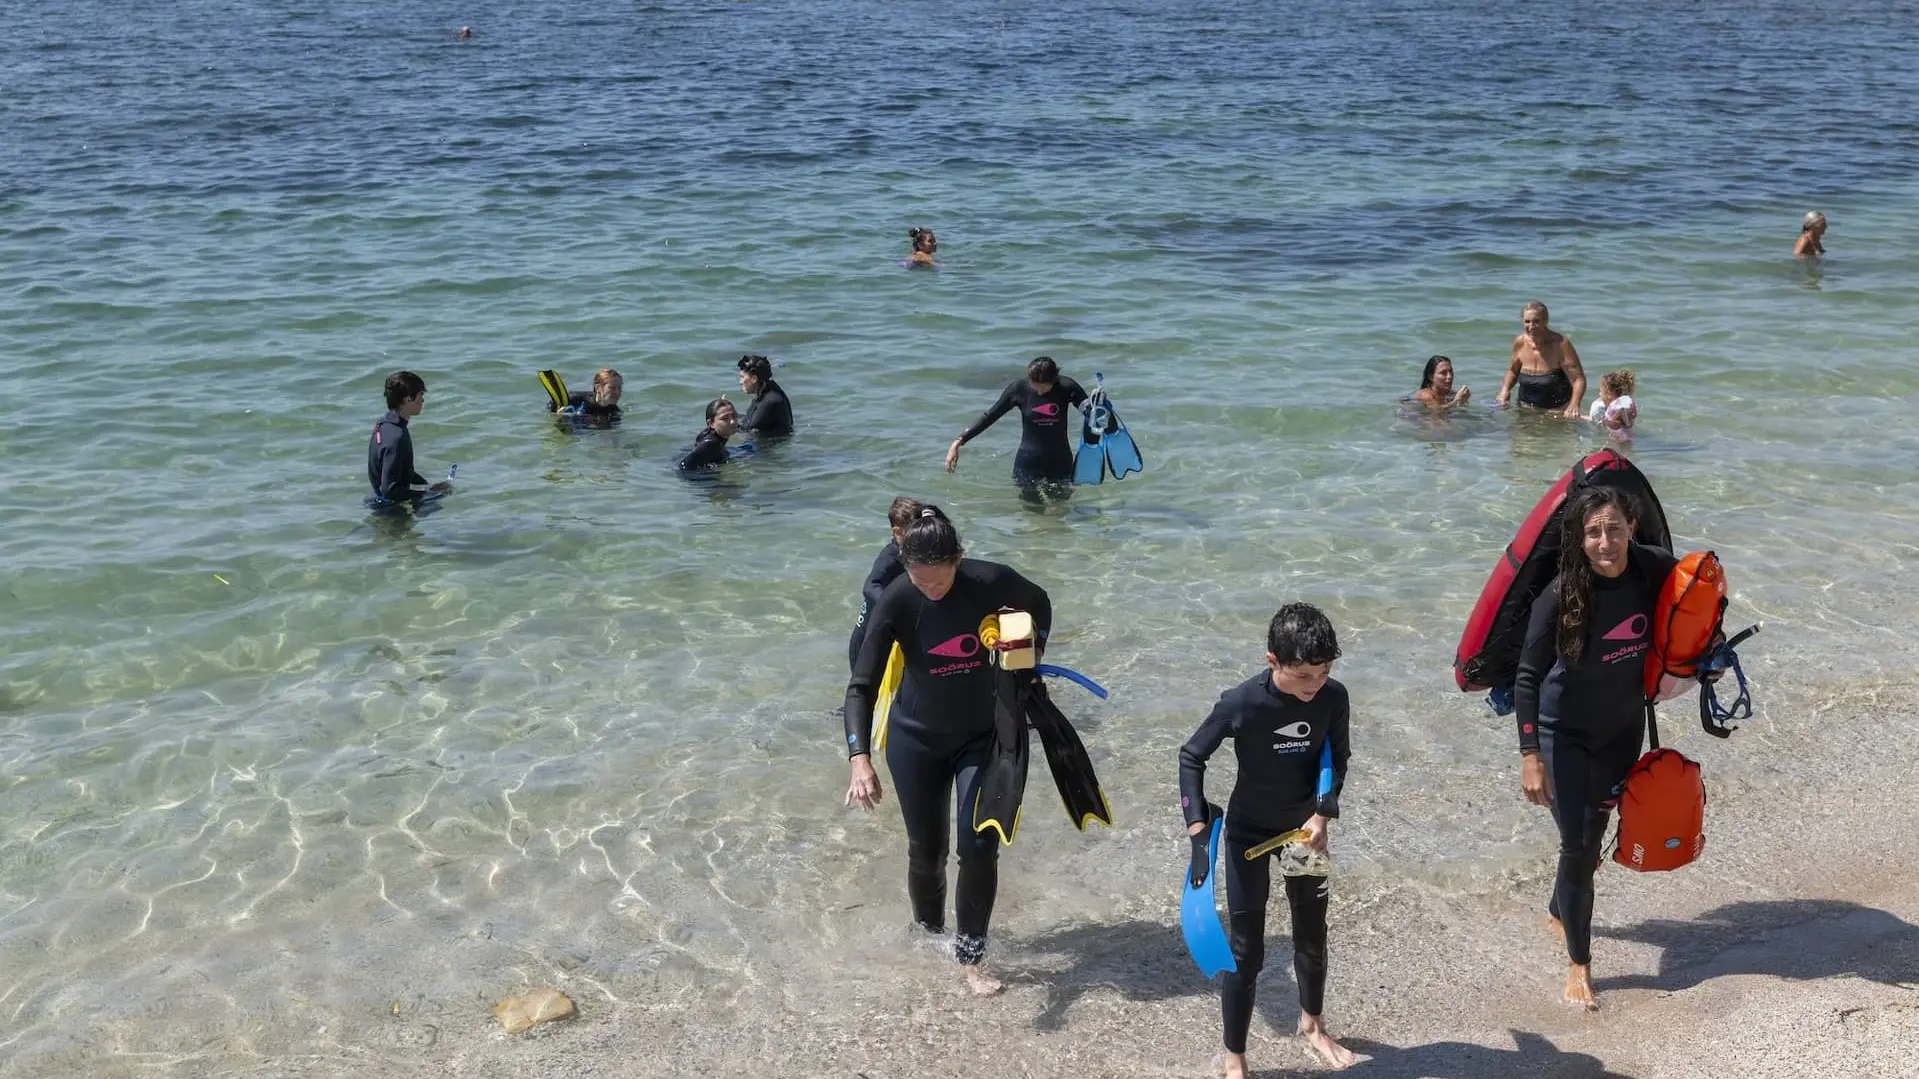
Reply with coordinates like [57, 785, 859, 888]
[17, 671, 1915, 1079]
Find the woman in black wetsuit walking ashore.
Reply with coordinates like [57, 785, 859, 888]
[841, 506, 1053, 996]
[1514, 485, 1680, 1011]
[944, 356, 1088, 505]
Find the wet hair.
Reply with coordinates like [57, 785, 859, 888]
[1026, 356, 1059, 385]
[1802, 211, 1826, 232]
[908, 227, 937, 253]
[1522, 300, 1550, 323]
[704, 396, 735, 424]
[1555, 485, 1640, 664]
[1419, 355, 1452, 389]
[898, 504, 963, 565]
[384, 370, 425, 409]
[1267, 603, 1341, 666]
[737, 355, 773, 384]
[592, 367, 623, 405]
[1600, 369, 1635, 398]
[887, 496, 925, 531]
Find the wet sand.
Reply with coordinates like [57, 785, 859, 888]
[22, 676, 1917, 1079]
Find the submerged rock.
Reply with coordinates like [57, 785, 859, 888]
[493, 988, 576, 1034]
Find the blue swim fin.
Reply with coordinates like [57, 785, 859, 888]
[1180, 812, 1236, 978]
[1101, 399, 1144, 480]
[1074, 388, 1107, 485]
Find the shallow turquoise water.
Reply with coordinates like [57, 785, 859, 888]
[3, 0, 1918, 1068]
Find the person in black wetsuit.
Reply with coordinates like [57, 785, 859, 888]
[1496, 301, 1586, 418]
[548, 367, 623, 427]
[1179, 603, 1358, 1074]
[842, 506, 1052, 996]
[736, 355, 793, 436]
[1514, 484, 1683, 1011]
[366, 371, 451, 508]
[677, 398, 739, 471]
[944, 356, 1089, 505]
[847, 496, 923, 670]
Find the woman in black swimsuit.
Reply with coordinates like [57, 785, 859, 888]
[1496, 301, 1586, 418]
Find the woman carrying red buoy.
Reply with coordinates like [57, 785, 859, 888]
[1512, 485, 1678, 1011]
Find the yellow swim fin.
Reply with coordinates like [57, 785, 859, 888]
[538, 369, 570, 411]
[872, 643, 904, 752]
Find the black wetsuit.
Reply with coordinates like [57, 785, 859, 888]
[1516, 368, 1574, 410]
[1179, 672, 1350, 1051]
[1515, 542, 1675, 967]
[844, 560, 1053, 965]
[740, 379, 793, 436]
[957, 379, 1088, 495]
[550, 391, 621, 427]
[847, 540, 905, 670]
[677, 428, 729, 471]
[366, 410, 427, 504]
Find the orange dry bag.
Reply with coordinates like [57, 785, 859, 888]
[1644, 551, 1728, 698]
[1612, 741, 1705, 872]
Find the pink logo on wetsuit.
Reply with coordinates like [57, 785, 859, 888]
[927, 634, 984, 676]
[1599, 614, 1650, 664]
[1031, 403, 1061, 422]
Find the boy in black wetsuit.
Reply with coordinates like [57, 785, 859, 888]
[1179, 603, 1357, 1074]
[366, 371, 451, 507]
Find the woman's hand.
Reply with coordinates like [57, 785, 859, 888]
[1453, 386, 1471, 405]
[1494, 389, 1510, 407]
[1521, 751, 1551, 807]
[1559, 403, 1582, 420]
[944, 439, 962, 472]
[1301, 813, 1330, 852]
[845, 755, 884, 811]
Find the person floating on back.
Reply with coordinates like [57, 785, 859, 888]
[906, 227, 938, 268]
[541, 368, 623, 427]
[1178, 603, 1357, 1073]
[1586, 369, 1637, 439]
[367, 371, 451, 508]
[678, 397, 740, 471]
[736, 355, 794, 436]
[1794, 211, 1827, 258]
[1496, 302, 1586, 419]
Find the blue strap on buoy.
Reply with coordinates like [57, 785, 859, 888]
[1697, 623, 1761, 737]
[1035, 664, 1108, 700]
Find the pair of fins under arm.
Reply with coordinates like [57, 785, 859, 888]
[971, 666, 1114, 846]
[1180, 741, 1335, 978]
[1073, 375, 1145, 485]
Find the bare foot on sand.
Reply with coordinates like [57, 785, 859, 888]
[1221, 1051, 1249, 1079]
[1564, 963, 1598, 1011]
[1299, 1015, 1358, 1069]
[962, 966, 1004, 996]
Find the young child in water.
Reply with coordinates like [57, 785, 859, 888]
[906, 227, 938, 267]
[1587, 369, 1637, 438]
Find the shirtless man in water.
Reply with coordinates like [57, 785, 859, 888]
[1495, 301, 1585, 419]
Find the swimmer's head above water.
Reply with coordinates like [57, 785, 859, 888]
[1420, 355, 1455, 394]
[592, 368, 623, 408]
[1521, 301, 1551, 340]
[907, 227, 938, 266]
[737, 354, 773, 395]
[1802, 211, 1826, 234]
[705, 397, 739, 438]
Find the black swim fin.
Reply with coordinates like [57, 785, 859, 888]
[1025, 679, 1113, 830]
[970, 665, 1030, 846]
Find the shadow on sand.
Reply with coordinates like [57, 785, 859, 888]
[1594, 898, 1919, 993]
